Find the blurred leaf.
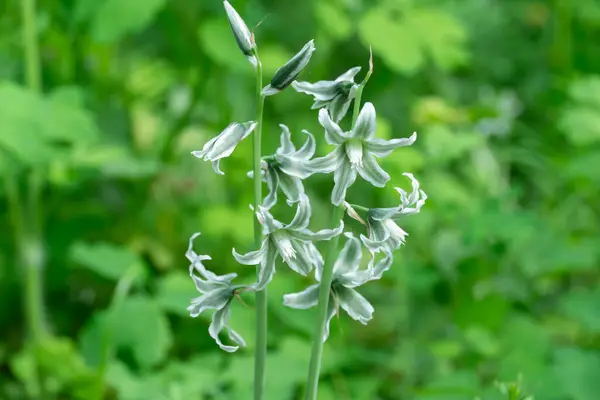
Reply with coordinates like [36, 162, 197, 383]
[416, 370, 480, 399]
[558, 287, 600, 333]
[560, 76, 600, 146]
[198, 19, 252, 74]
[69, 242, 145, 281]
[316, 2, 352, 40]
[90, 0, 167, 43]
[156, 271, 196, 317]
[552, 348, 600, 400]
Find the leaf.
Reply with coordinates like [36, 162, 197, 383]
[559, 287, 600, 333]
[69, 242, 145, 281]
[111, 295, 173, 369]
[90, 0, 167, 43]
[156, 271, 198, 317]
[359, 6, 468, 75]
[316, 2, 352, 40]
[560, 76, 600, 146]
[416, 370, 480, 399]
[553, 348, 600, 400]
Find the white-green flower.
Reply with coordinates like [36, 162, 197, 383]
[248, 125, 316, 208]
[283, 233, 374, 342]
[223, 0, 257, 66]
[233, 194, 343, 289]
[310, 103, 417, 205]
[192, 121, 256, 175]
[360, 173, 427, 255]
[262, 40, 316, 96]
[186, 233, 246, 353]
[292, 67, 361, 122]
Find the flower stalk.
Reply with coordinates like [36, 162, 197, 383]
[304, 59, 373, 400]
[252, 54, 268, 400]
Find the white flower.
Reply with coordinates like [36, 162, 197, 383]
[248, 125, 316, 208]
[292, 66, 361, 122]
[309, 104, 417, 205]
[360, 173, 427, 255]
[283, 233, 374, 342]
[232, 194, 343, 289]
[186, 233, 246, 353]
[262, 40, 316, 96]
[192, 121, 256, 175]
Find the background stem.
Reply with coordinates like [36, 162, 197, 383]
[304, 64, 373, 400]
[252, 56, 267, 400]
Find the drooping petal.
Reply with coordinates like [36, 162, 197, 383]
[335, 66, 361, 83]
[305, 241, 324, 273]
[309, 147, 344, 174]
[232, 238, 269, 265]
[335, 286, 374, 325]
[360, 234, 388, 254]
[293, 220, 344, 242]
[333, 233, 362, 276]
[284, 194, 311, 231]
[263, 168, 279, 209]
[368, 254, 393, 280]
[351, 102, 376, 139]
[185, 232, 212, 265]
[291, 80, 339, 101]
[277, 170, 303, 202]
[392, 172, 427, 217]
[337, 269, 372, 288]
[187, 288, 231, 318]
[364, 132, 417, 157]
[277, 124, 296, 154]
[332, 160, 357, 206]
[254, 239, 278, 290]
[256, 206, 284, 233]
[356, 152, 389, 187]
[322, 296, 337, 342]
[311, 99, 328, 110]
[328, 93, 352, 123]
[283, 284, 320, 309]
[204, 122, 256, 161]
[318, 108, 350, 145]
[208, 301, 245, 352]
[368, 206, 398, 221]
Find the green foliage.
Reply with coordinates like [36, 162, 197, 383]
[1, 0, 599, 399]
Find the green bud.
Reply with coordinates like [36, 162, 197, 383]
[223, 1, 257, 64]
[262, 40, 315, 96]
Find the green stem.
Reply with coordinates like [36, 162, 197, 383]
[252, 56, 267, 400]
[305, 60, 373, 400]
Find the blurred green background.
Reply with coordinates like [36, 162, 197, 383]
[1, 0, 599, 399]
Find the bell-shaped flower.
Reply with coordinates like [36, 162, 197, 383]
[232, 194, 343, 289]
[283, 233, 374, 342]
[292, 67, 361, 123]
[262, 40, 315, 96]
[248, 125, 316, 208]
[192, 121, 256, 175]
[223, 1, 257, 66]
[309, 104, 417, 205]
[359, 173, 427, 255]
[186, 233, 247, 353]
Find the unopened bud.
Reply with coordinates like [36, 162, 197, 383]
[262, 40, 315, 96]
[223, 1, 257, 64]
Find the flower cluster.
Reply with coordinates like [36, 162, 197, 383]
[184, 0, 427, 353]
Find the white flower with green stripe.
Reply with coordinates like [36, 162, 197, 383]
[292, 66, 361, 123]
[360, 173, 427, 255]
[283, 233, 374, 342]
[249, 125, 316, 209]
[233, 194, 343, 289]
[192, 121, 256, 175]
[309, 103, 417, 205]
[186, 233, 247, 353]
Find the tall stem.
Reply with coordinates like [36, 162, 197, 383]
[305, 60, 373, 400]
[252, 56, 267, 400]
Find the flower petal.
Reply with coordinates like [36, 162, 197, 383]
[364, 132, 417, 157]
[285, 240, 316, 276]
[263, 168, 279, 209]
[256, 206, 284, 233]
[328, 93, 352, 123]
[335, 66, 361, 83]
[205, 122, 256, 161]
[294, 220, 344, 242]
[322, 297, 337, 342]
[232, 238, 269, 265]
[277, 170, 303, 203]
[333, 233, 362, 276]
[335, 286, 374, 325]
[318, 108, 350, 145]
[352, 102, 376, 139]
[284, 194, 311, 230]
[208, 301, 245, 352]
[332, 160, 357, 206]
[254, 239, 278, 290]
[356, 152, 389, 187]
[283, 284, 320, 309]
[309, 147, 344, 174]
[291, 130, 316, 159]
[187, 288, 231, 318]
[292, 80, 338, 101]
[368, 254, 393, 280]
[277, 124, 296, 154]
